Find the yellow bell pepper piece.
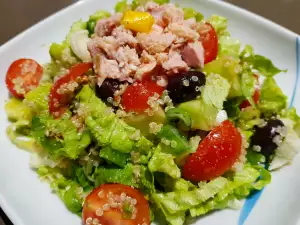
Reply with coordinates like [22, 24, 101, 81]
[121, 11, 155, 33]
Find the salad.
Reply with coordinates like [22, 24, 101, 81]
[4, 0, 300, 225]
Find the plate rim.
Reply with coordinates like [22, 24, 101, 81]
[0, 0, 299, 224]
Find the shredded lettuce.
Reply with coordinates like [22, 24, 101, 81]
[148, 145, 181, 179]
[258, 78, 287, 115]
[241, 72, 256, 105]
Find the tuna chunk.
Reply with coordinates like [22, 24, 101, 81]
[115, 46, 141, 65]
[95, 56, 121, 79]
[112, 26, 138, 47]
[168, 22, 199, 41]
[183, 18, 197, 29]
[155, 52, 169, 65]
[137, 31, 176, 54]
[182, 41, 204, 68]
[91, 36, 119, 59]
[95, 13, 122, 37]
[162, 4, 184, 24]
[162, 51, 189, 74]
[135, 62, 157, 80]
[141, 50, 156, 63]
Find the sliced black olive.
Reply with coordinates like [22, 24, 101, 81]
[95, 79, 122, 103]
[251, 119, 286, 159]
[166, 71, 206, 104]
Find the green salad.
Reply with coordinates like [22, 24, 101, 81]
[4, 0, 300, 224]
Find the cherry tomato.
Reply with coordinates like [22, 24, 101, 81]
[121, 80, 164, 113]
[83, 184, 150, 225]
[198, 22, 218, 64]
[49, 63, 92, 118]
[5, 58, 43, 98]
[183, 120, 242, 182]
[240, 75, 260, 109]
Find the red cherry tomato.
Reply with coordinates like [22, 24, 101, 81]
[240, 74, 260, 109]
[49, 63, 92, 118]
[121, 80, 164, 113]
[83, 184, 150, 225]
[183, 120, 242, 182]
[5, 58, 43, 98]
[198, 22, 218, 64]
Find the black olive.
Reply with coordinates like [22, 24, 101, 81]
[95, 79, 122, 102]
[251, 119, 286, 158]
[166, 71, 206, 104]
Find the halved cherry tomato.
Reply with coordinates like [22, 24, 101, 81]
[83, 184, 150, 225]
[121, 80, 164, 113]
[5, 58, 43, 98]
[49, 63, 92, 118]
[183, 120, 242, 182]
[198, 22, 218, 64]
[240, 74, 260, 109]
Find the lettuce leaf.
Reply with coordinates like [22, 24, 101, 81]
[31, 116, 91, 159]
[24, 83, 52, 114]
[240, 45, 286, 77]
[99, 146, 130, 167]
[258, 78, 287, 114]
[207, 15, 228, 36]
[5, 98, 33, 122]
[204, 56, 242, 98]
[148, 145, 181, 179]
[183, 8, 204, 21]
[38, 166, 85, 213]
[179, 74, 230, 130]
[76, 85, 154, 154]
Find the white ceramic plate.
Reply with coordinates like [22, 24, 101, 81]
[0, 0, 299, 224]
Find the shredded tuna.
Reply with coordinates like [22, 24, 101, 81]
[183, 18, 197, 29]
[168, 22, 199, 41]
[155, 53, 169, 65]
[112, 26, 138, 47]
[94, 13, 122, 37]
[92, 36, 119, 58]
[182, 41, 204, 68]
[137, 31, 175, 54]
[162, 51, 189, 74]
[96, 56, 122, 79]
[141, 50, 156, 63]
[115, 46, 140, 65]
[162, 4, 184, 24]
[135, 62, 157, 80]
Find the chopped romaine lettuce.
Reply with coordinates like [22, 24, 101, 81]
[179, 74, 230, 130]
[238, 106, 261, 130]
[204, 56, 242, 98]
[157, 125, 190, 155]
[207, 15, 228, 36]
[241, 72, 256, 105]
[240, 45, 287, 77]
[258, 78, 287, 114]
[24, 83, 52, 114]
[38, 166, 85, 213]
[115, 0, 129, 12]
[165, 108, 192, 129]
[89, 10, 111, 21]
[203, 73, 230, 109]
[148, 145, 181, 179]
[218, 35, 241, 58]
[5, 98, 33, 122]
[76, 85, 154, 154]
[281, 107, 300, 137]
[31, 116, 91, 159]
[99, 146, 130, 167]
[183, 8, 204, 21]
[7, 120, 36, 151]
